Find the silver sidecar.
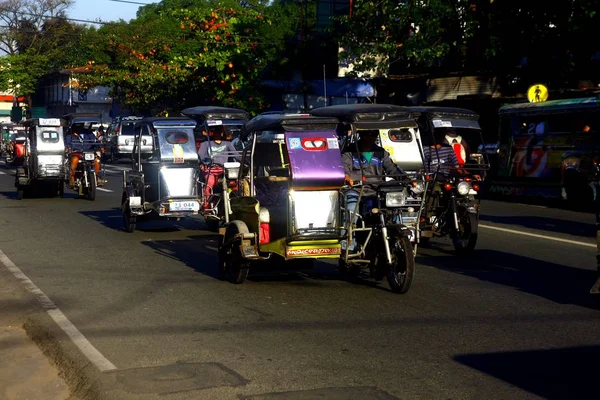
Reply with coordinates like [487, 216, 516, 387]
[121, 117, 201, 232]
[15, 118, 67, 200]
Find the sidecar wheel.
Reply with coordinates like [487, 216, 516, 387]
[386, 232, 415, 294]
[223, 224, 249, 284]
[122, 197, 136, 233]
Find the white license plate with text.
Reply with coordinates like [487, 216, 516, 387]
[170, 201, 199, 212]
[84, 153, 95, 161]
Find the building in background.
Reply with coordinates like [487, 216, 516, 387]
[39, 67, 112, 122]
[0, 91, 26, 123]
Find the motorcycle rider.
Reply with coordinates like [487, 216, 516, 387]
[442, 128, 471, 166]
[197, 125, 239, 209]
[65, 124, 102, 187]
[422, 133, 464, 219]
[341, 129, 413, 251]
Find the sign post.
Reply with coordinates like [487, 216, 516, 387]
[527, 84, 549, 103]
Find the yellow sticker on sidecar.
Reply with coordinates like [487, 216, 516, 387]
[173, 144, 184, 164]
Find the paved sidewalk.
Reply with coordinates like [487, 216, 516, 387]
[0, 268, 70, 400]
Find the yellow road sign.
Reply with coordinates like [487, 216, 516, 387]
[527, 84, 548, 103]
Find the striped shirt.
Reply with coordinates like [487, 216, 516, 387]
[422, 145, 459, 178]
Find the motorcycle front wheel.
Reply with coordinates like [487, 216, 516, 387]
[87, 172, 96, 201]
[386, 231, 415, 294]
[451, 208, 478, 255]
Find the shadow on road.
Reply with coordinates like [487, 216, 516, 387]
[141, 235, 222, 280]
[140, 235, 392, 291]
[479, 214, 595, 238]
[417, 247, 600, 311]
[454, 345, 600, 399]
[79, 208, 125, 231]
[0, 189, 78, 201]
[80, 208, 206, 233]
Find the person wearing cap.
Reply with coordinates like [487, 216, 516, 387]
[197, 125, 239, 210]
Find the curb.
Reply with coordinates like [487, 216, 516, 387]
[23, 311, 105, 400]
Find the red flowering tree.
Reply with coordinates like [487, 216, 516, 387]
[75, 0, 298, 114]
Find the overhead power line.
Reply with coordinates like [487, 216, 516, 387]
[0, 9, 111, 25]
[108, 0, 154, 5]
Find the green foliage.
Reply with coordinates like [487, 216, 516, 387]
[75, 0, 299, 114]
[332, 0, 600, 86]
[0, 53, 49, 97]
[332, 0, 474, 77]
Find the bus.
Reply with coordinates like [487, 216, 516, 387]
[487, 96, 600, 203]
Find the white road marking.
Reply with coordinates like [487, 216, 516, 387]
[97, 188, 113, 192]
[0, 249, 117, 372]
[479, 224, 596, 248]
[0, 170, 5, 175]
[205, 245, 218, 252]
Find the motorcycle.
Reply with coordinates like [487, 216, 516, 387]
[421, 173, 482, 254]
[340, 179, 418, 294]
[66, 142, 103, 201]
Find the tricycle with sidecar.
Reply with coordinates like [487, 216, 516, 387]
[15, 118, 67, 200]
[217, 113, 346, 284]
[181, 106, 249, 152]
[408, 106, 490, 254]
[311, 104, 427, 293]
[121, 117, 201, 232]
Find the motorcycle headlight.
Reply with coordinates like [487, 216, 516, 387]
[457, 181, 471, 196]
[411, 182, 424, 194]
[385, 190, 406, 207]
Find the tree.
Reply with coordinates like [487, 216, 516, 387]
[75, 0, 300, 114]
[332, 0, 600, 91]
[0, 0, 72, 55]
[0, 0, 74, 102]
[331, 0, 477, 78]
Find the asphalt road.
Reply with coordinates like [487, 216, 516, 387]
[0, 159, 598, 400]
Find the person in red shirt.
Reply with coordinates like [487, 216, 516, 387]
[442, 129, 471, 166]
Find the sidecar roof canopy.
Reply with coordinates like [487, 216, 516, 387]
[62, 112, 103, 123]
[241, 113, 339, 140]
[407, 106, 479, 119]
[22, 118, 67, 127]
[136, 117, 197, 129]
[310, 104, 412, 122]
[181, 106, 249, 121]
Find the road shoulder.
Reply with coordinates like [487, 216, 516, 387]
[0, 268, 70, 400]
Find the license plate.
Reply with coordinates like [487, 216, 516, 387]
[84, 153, 95, 161]
[169, 201, 199, 212]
